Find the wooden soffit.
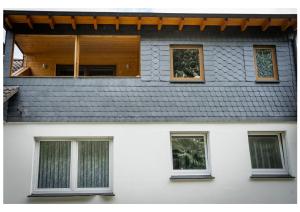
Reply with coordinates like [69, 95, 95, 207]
[4, 12, 297, 32]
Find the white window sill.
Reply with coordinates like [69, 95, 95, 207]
[170, 175, 214, 180]
[28, 192, 115, 197]
[250, 174, 295, 179]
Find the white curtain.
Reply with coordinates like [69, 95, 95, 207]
[38, 141, 71, 188]
[249, 135, 283, 169]
[77, 141, 109, 188]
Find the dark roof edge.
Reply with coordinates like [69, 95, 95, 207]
[3, 10, 297, 18]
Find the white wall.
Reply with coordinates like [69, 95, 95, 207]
[3, 122, 297, 204]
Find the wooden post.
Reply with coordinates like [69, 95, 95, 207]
[3, 30, 15, 78]
[74, 35, 80, 77]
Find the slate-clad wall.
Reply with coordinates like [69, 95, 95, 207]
[4, 27, 297, 122]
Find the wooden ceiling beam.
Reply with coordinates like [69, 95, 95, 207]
[178, 18, 184, 31]
[137, 17, 142, 31]
[281, 18, 292, 31]
[220, 18, 228, 31]
[4, 16, 13, 29]
[115, 17, 120, 31]
[261, 18, 271, 31]
[71, 16, 76, 30]
[26, 15, 33, 29]
[93, 16, 98, 30]
[48, 16, 55, 30]
[200, 18, 206, 31]
[158, 17, 163, 31]
[241, 18, 249, 31]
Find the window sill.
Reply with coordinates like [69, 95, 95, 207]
[255, 80, 280, 83]
[170, 80, 206, 83]
[170, 175, 214, 180]
[28, 192, 115, 197]
[250, 174, 295, 179]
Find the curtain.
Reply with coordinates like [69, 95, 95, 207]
[248, 135, 283, 169]
[38, 141, 71, 188]
[77, 141, 109, 188]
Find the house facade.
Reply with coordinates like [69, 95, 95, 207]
[3, 10, 297, 203]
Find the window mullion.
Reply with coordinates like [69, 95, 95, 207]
[70, 140, 78, 191]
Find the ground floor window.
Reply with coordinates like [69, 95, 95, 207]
[248, 132, 289, 176]
[32, 137, 113, 195]
[170, 132, 211, 176]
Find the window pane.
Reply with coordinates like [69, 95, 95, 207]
[173, 49, 200, 78]
[248, 135, 283, 169]
[255, 49, 274, 78]
[78, 141, 109, 188]
[172, 136, 206, 170]
[38, 141, 71, 188]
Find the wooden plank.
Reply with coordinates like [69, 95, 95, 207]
[137, 17, 142, 31]
[158, 17, 163, 31]
[220, 18, 228, 31]
[241, 18, 249, 31]
[4, 31, 15, 77]
[26, 15, 33, 29]
[74, 35, 80, 77]
[178, 18, 184, 31]
[71, 16, 76, 30]
[261, 18, 271, 31]
[93, 16, 97, 30]
[200, 18, 206, 31]
[281, 18, 292, 31]
[115, 17, 119, 31]
[5, 16, 13, 29]
[11, 67, 31, 76]
[48, 16, 55, 30]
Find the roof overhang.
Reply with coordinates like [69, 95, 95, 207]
[3, 10, 297, 32]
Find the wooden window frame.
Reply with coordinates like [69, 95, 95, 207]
[31, 137, 113, 195]
[247, 131, 289, 176]
[253, 45, 279, 81]
[170, 45, 205, 82]
[170, 132, 211, 176]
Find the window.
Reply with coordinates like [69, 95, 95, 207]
[32, 137, 113, 195]
[248, 132, 288, 176]
[170, 45, 204, 81]
[253, 46, 279, 81]
[170, 132, 210, 176]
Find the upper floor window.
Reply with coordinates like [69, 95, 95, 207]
[170, 45, 204, 81]
[253, 46, 279, 81]
[248, 132, 289, 176]
[32, 137, 113, 195]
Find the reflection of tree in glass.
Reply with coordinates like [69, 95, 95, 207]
[173, 49, 200, 78]
[256, 49, 274, 77]
[172, 137, 206, 169]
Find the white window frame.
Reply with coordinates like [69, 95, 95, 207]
[170, 132, 211, 176]
[31, 136, 113, 195]
[248, 131, 289, 175]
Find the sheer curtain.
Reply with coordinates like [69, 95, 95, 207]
[77, 141, 109, 188]
[248, 135, 283, 169]
[38, 141, 71, 188]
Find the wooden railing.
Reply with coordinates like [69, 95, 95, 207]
[11, 66, 32, 77]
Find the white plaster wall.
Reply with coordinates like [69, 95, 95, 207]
[3, 122, 297, 204]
